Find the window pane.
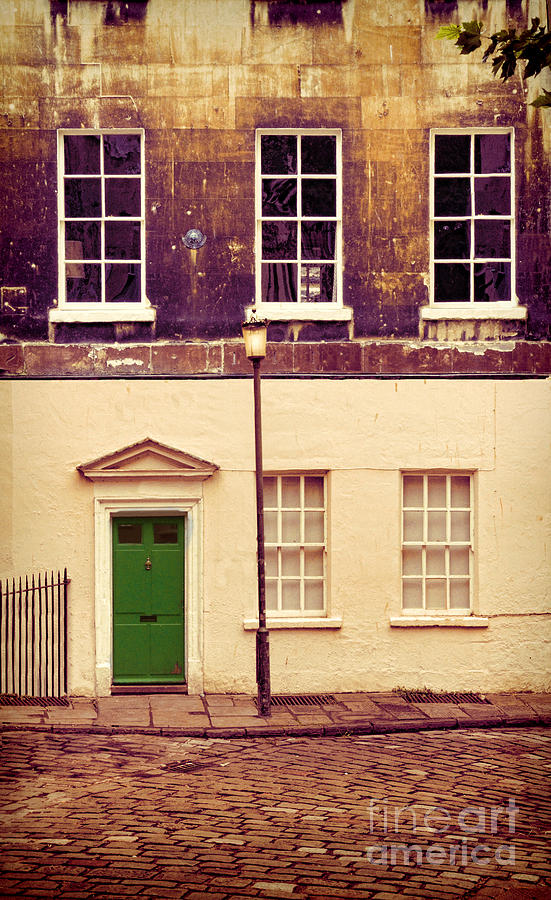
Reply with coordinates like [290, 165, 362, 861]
[262, 178, 297, 216]
[282, 580, 301, 610]
[153, 522, 178, 544]
[263, 477, 277, 507]
[450, 580, 470, 608]
[302, 179, 336, 216]
[118, 523, 142, 543]
[304, 580, 324, 610]
[105, 263, 140, 302]
[301, 221, 336, 260]
[64, 178, 101, 218]
[427, 511, 446, 541]
[475, 134, 510, 174]
[304, 511, 324, 542]
[434, 221, 469, 259]
[281, 476, 300, 507]
[474, 262, 510, 302]
[304, 477, 324, 507]
[403, 511, 423, 541]
[434, 263, 470, 302]
[261, 263, 297, 302]
[105, 221, 141, 260]
[426, 579, 446, 610]
[304, 547, 323, 576]
[434, 178, 470, 216]
[262, 221, 297, 260]
[105, 179, 141, 217]
[264, 510, 278, 542]
[474, 220, 510, 259]
[474, 177, 510, 215]
[64, 135, 100, 175]
[261, 135, 297, 175]
[451, 511, 470, 542]
[403, 475, 423, 507]
[104, 134, 141, 175]
[66, 263, 101, 301]
[451, 476, 470, 508]
[402, 547, 422, 576]
[426, 547, 445, 575]
[65, 221, 100, 260]
[427, 476, 446, 508]
[301, 135, 336, 174]
[265, 547, 278, 577]
[434, 134, 470, 174]
[266, 579, 278, 610]
[403, 579, 422, 609]
[300, 264, 334, 302]
[281, 547, 300, 576]
[450, 547, 470, 575]
[282, 511, 301, 542]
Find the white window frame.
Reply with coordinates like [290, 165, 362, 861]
[401, 472, 474, 615]
[51, 128, 154, 324]
[425, 127, 526, 321]
[250, 128, 350, 322]
[263, 473, 328, 618]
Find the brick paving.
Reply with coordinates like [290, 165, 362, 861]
[0, 727, 550, 898]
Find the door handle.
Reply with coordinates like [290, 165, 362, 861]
[145, 556, 152, 570]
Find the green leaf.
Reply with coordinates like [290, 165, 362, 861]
[531, 88, 551, 107]
[461, 20, 483, 36]
[436, 25, 462, 41]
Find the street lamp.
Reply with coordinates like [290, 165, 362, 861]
[242, 308, 271, 717]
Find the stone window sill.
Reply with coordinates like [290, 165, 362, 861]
[247, 303, 352, 322]
[49, 306, 156, 324]
[243, 617, 343, 630]
[420, 305, 527, 321]
[390, 616, 489, 628]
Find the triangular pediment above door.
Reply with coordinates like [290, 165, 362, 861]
[77, 438, 219, 481]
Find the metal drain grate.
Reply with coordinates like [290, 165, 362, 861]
[0, 694, 70, 707]
[396, 690, 490, 705]
[255, 694, 337, 709]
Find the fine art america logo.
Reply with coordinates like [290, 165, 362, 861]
[366, 798, 518, 867]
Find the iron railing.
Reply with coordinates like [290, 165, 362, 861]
[0, 569, 69, 698]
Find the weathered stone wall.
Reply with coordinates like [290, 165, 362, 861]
[0, 0, 549, 345]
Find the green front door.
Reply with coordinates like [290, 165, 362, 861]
[112, 517, 185, 684]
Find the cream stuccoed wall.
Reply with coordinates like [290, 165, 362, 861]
[0, 376, 549, 695]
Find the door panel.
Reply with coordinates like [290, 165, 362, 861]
[113, 517, 185, 684]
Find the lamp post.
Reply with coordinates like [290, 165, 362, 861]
[242, 309, 271, 717]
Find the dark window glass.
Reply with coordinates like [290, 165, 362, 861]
[64, 178, 102, 218]
[474, 262, 510, 302]
[474, 220, 510, 258]
[475, 177, 510, 215]
[262, 221, 297, 260]
[65, 221, 100, 260]
[261, 135, 297, 175]
[434, 178, 470, 216]
[434, 221, 469, 259]
[105, 221, 141, 259]
[262, 262, 297, 301]
[475, 134, 510, 174]
[301, 264, 334, 302]
[118, 523, 142, 543]
[262, 179, 297, 217]
[104, 134, 141, 175]
[105, 179, 141, 217]
[301, 135, 336, 174]
[434, 135, 470, 174]
[302, 179, 336, 216]
[301, 221, 336, 260]
[66, 263, 101, 301]
[434, 263, 470, 302]
[105, 263, 140, 302]
[64, 135, 101, 175]
[154, 522, 178, 544]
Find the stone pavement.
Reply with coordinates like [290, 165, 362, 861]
[0, 691, 550, 739]
[0, 727, 550, 898]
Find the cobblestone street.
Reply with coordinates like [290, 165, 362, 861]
[0, 728, 550, 899]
